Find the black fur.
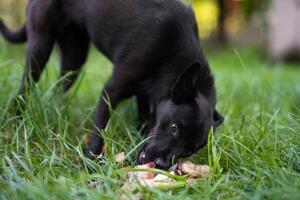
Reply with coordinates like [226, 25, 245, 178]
[0, 0, 223, 169]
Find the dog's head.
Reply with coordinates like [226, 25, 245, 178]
[137, 61, 224, 169]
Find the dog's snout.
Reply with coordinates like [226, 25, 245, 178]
[154, 157, 170, 169]
[137, 148, 154, 165]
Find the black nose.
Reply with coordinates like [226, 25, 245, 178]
[154, 158, 170, 170]
[137, 150, 153, 165]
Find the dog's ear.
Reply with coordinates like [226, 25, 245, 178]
[213, 110, 224, 128]
[171, 62, 200, 101]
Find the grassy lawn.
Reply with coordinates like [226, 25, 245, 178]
[0, 39, 299, 199]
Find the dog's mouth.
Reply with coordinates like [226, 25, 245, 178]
[137, 146, 154, 165]
[137, 146, 178, 169]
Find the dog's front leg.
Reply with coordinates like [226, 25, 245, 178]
[87, 77, 133, 158]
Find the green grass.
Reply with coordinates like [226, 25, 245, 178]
[0, 38, 299, 200]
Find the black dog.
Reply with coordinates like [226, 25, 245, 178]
[0, 0, 224, 169]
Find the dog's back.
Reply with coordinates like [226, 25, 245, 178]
[1, 0, 199, 62]
[82, 0, 199, 62]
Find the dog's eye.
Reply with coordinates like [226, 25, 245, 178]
[170, 123, 179, 135]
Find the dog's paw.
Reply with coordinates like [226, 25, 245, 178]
[84, 134, 106, 159]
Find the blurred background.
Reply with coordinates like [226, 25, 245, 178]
[1, 0, 300, 61]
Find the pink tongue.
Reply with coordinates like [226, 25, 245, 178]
[145, 162, 156, 168]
